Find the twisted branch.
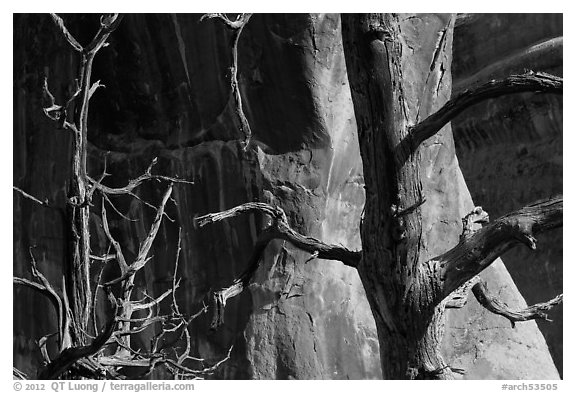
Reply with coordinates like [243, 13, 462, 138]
[196, 202, 361, 329]
[472, 280, 563, 328]
[200, 13, 253, 149]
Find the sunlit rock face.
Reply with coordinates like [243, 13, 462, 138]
[450, 13, 563, 377]
[14, 13, 560, 379]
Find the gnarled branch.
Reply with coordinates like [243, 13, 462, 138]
[409, 72, 562, 149]
[472, 280, 563, 328]
[196, 202, 361, 329]
[196, 202, 285, 227]
[88, 157, 192, 198]
[433, 196, 562, 304]
[196, 202, 360, 266]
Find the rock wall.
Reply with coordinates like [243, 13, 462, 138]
[13, 13, 561, 379]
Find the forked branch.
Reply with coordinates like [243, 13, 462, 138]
[196, 202, 361, 329]
[410, 72, 562, 149]
[104, 183, 174, 286]
[49, 14, 83, 52]
[88, 157, 193, 198]
[472, 280, 562, 328]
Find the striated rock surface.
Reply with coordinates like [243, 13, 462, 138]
[13, 13, 561, 379]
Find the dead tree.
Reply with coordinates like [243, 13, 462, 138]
[198, 13, 563, 380]
[13, 14, 229, 380]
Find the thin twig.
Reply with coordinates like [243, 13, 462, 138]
[104, 184, 173, 286]
[13, 186, 51, 207]
[101, 200, 129, 273]
[88, 157, 193, 196]
[200, 13, 253, 149]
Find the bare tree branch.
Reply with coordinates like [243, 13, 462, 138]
[38, 290, 118, 380]
[172, 228, 184, 316]
[200, 13, 253, 149]
[88, 80, 105, 99]
[101, 200, 129, 273]
[209, 229, 274, 329]
[13, 186, 52, 208]
[90, 254, 117, 262]
[91, 245, 113, 335]
[130, 287, 175, 312]
[164, 345, 234, 378]
[49, 14, 83, 52]
[197, 202, 361, 329]
[84, 14, 124, 55]
[88, 157, 192, 197]
[453, 37, 563, 94]
[13, 367, 28, 380]
[104, 183, 173, 286]
[472, 280, 563, 328]
[21, 14, 223, 380]
[200, 13, 252, 29]
[196, 202, 284, 227]
[432, 196, 562, 305]
[13, 250, 71, 350]
[409, 72, 562, 149]
[102, 193, 138, 222]
[38, 333, 56, 363]
[197, 202, 361, 266]
[445, 276, 480, 309]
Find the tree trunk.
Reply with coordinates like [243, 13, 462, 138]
[342, 13, 560, 379]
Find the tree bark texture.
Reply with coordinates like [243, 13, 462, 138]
[14, 14, 560, 379]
